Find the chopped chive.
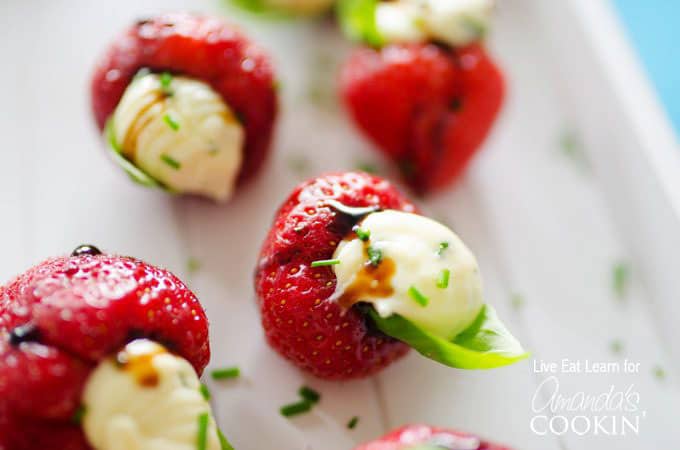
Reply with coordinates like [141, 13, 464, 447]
[612, 262, 629, 298]
[367, 246, 382, 267]
[298, 386, 321, 404]
[217, 428, 234, 450]
[436, 269, 450, 289]
[353, 226, 370, 242]
[211, 366, 240, 380]
[408, 286, 429, 307]
[161, 153, 181, 169]
[511, 294, 525, 310]
[311, 259, 340, 268]
[200, 384, 211, 401]
[288, 155, 310, 174]
[437, 242, 449, 256]
[159, 72, 173, 95]
[610, 339, 624, 355]
[196, 412, 209, 450]
[280, 400, 312, 417]
[347, 416, 359, 429]
[71, 405, 86, 425]
[163, 113, 180, 131]
[356, 162, 379, 174]
[653, 365, 666, 381]
[187, 258, 201, 275]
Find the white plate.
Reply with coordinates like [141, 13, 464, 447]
[0, 0, 678, 449]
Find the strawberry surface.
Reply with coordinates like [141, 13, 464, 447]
[255, 172, 415, 379]
[0, 246, 210, 450]
[341, 43, 504, 193]
[354, 424, 513, 450]
[90, 12, 277, 183]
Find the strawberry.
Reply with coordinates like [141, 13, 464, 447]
[341, 43, 504, 193]
[354, 424, 513, 450]
[255, 172, 414, 379]
[0, 245, 210, 450]
[90, 12, 278, 184]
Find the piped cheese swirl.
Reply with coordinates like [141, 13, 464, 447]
[111, 73, 244, 201]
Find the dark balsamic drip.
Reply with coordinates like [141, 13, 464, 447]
[71, 244, 102, 257]
[8, 323, 40, 346]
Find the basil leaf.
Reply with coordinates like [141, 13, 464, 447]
[336, 0, 385, 47]
[369, 305, 528, 369]
[104, 119, 162, 189]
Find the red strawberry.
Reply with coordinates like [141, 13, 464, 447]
[354, 424, 514, 450]
[90, 12, 278, 184]
[341, 43, 504, 193]
[0, 245, 210, 450]
[255, 172, 414, 379]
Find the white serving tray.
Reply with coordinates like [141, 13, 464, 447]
[0, 0, 678, 449]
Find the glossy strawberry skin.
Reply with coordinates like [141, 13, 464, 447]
[0, 252, 210, 450]
[90, 12, 277, 184]
[255, 172, 415, 379]
[341, 43, 504, 194]
[354, 424, 514, 450]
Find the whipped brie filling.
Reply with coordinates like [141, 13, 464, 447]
[376, 0, 493, 47]
[82, 339, 221, 450]
[332, 210, 483, 340]
[111, 73, 244, 202]
[265, 0, 335, 14]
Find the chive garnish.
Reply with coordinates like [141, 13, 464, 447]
[200, 384, 211, 401]
[612, 262, 629, 298]
[353, 226, 370, 242]
[163, 113, 180, 131]
[367, 246, 382, 267]
[311, 259, 340, 268]
[161, 153, 181, 169]
[160, 72, 173, 95]
[71, 405, 86, 424]
[347, 416, 359, 429]
[437, 269, 450, 289]
[211, 366, 240, 380]
[217, 428, 235, 450]
[196, 412, 209, 450]
[187, 258, 201, 275]
[298, 386, 321, 404]
[408, 286, 429, 307]
[437, 242, 449, 256]
[653, 365, 666, 380]
[280, 400, 312, 417]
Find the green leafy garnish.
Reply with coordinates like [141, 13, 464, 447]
[353, 226, 371, 242]
[612, 262, 629, 298]
[367, 246, 382, 267]
[347, 416, 359, 429]
[337, 0, 384, 47]
[298, 386, 321, 404]
[437, 242, 449, 256]
[160, 72, 173, 95]
[280, 400, 312, 417]
[163, 113, 180, 131]
[71, 405, 86, 424]
[196, 412, 209, 450]
[437, 269, 450, 289]
[311, 259, 340, 268]
[161, 153, 181, 170]
[369, 305, 528, 369]
[408, 286, 429, 307]
[217, 429, 235, 450]
[200, 384, 211, 401]
[104, 119, 162, 188]
[211, 366, 241, 380]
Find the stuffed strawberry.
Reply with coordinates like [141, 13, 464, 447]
[0, 245, 230, 450]
[355, 425, 513, 450]
[338, 0, 504, 193]
[91, 12, 278, 202]
[255, 172, 526, 380]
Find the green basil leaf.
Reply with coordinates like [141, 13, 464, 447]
[104, 119, 163, 189]
[369, 304, 528, 369]
[336, 0, 385, 47]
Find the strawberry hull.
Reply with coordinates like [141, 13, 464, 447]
[255, 172, 415, 379]
[90, 12, 278, 183]
[341, 44, 505, 193]
[0, 249, 210, 450]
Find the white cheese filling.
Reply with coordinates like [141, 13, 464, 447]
[332, 210, 483, 340]
[376, 0, 493, 47]
[82, 340, 221, 450]
[264, 0, 335, 14]
[111, 73, 244, 202]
